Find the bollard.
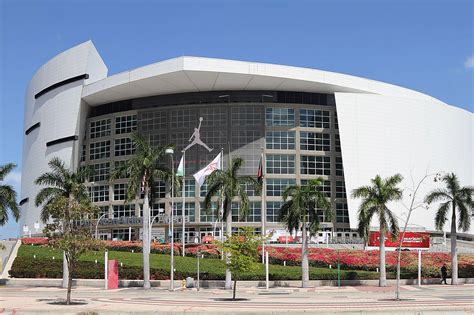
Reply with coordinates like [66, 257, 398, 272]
[329, 264, 331, 269]
[105, 251, 109, 290]
[418, 250, 422, 287]
[265, 251, 269, 290]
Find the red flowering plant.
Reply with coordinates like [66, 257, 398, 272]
[21, 237, 49, 245]
[185, 244, 221, 258]
[258, 246, 474, 277]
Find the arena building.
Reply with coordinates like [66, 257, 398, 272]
[19, 41, 473, 241]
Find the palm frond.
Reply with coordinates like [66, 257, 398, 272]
[351, 185, 373, 199]
[385, 207, 400, 240]
[0, 163, 16, 181]
[457, 201, 471, 232]
[434, 201, 450, 231]
[424, 188, 451, 204]
[35, 187, 65, 207]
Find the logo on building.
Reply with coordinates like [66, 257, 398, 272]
[183, 117, 213, 152]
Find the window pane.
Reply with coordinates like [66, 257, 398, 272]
[266, 154, 295, 174]
[266, 131, 295, 150]
[115, 115, 137, 134]
[265, 108, 295, 126]
[300, 156, 330, 175]
[300, 132, 330, 151]
[300, 109, 330, 128]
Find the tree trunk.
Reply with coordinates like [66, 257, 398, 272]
[396, 249, 405, 300]
[233, 279, 237, 300]
[451, 202, 458, 285]
[225, 208, 232, 290]
[301, 223, 309, 288]
[379, 229, 387, 287]
[66, 259, 73, 305]
[62, 251, 69, 289]
[143, 186, 151, 289]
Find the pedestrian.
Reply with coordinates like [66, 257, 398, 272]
[440, 263, 448, 284]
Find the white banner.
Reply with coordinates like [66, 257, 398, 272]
[193, 152, 222, 187]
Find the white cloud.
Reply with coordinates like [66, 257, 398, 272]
[465, 54, 474, 69]
[4, 170, 21, 194]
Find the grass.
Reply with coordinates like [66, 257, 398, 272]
[16, 245, 390, 280]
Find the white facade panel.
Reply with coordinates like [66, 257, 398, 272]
[20, 41, 107, 234]
[336, 93, 473, 234]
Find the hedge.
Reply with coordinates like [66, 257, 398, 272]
[9, 256, 385, 280]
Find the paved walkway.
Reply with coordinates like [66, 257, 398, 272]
[0, 284, 473, 314]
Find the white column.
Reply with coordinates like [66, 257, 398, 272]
[104, 250, 108, 290]
[182, 150, 186, 256]
[418, 250, 422, 287]
[261, 149, 266, 264]
[265, 250, 269, 290]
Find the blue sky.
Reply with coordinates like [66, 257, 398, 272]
[0, 0, 472, 238]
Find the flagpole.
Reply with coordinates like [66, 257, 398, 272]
[220, 148, 224, 243]
[182, 150, 186, 256]
[261, 148, 266, 263]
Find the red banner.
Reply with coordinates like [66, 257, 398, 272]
[368, 231, 430, 248]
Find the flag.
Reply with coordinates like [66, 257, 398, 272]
[176, 155, 184, 177]
[257, 154, 264, 183]
[193, 152, 221, 187]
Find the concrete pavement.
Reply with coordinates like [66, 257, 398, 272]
[0, 284, 473, 314]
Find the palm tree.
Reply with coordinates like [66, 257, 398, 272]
[278, 178, 332, 288]
[0, 163, 20, 226]
[35, 158, 91, 224]
[203, 157, 258, 289]
[424, 173, 473, 285]
[111, 132, 173, 289]
[352, 174, 403, 287]
[35, 157, 93, 301]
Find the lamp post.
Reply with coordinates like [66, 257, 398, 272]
[95, 213, 107, 239]
[194, 236, 200, 291]
[166, 148, 175, 291]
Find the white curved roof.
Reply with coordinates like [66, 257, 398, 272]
[81, 56, 444, 106]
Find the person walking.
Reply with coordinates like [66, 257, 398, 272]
[440, 264, 448, 284]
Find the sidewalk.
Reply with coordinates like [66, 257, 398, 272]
[1, 283, 472, 314]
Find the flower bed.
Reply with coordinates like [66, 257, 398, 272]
[22, 237, 474, 278]
[264, 246, 474, 277]
[21, 237, 48, 245]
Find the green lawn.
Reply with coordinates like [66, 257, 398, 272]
[14, 245, 388, 280]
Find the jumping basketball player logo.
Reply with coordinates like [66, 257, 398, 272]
[183, 117, 213, 152]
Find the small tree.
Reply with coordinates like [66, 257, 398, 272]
[215, 228, 262, 300]
[395, 171, 435, 300]
[42, 195, 100, 305]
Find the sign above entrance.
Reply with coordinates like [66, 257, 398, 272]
[74, 215, 190, 228]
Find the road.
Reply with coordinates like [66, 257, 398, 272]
[0, 283, 473, 314]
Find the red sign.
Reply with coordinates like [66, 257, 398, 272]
[368, 231, 430, 248]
